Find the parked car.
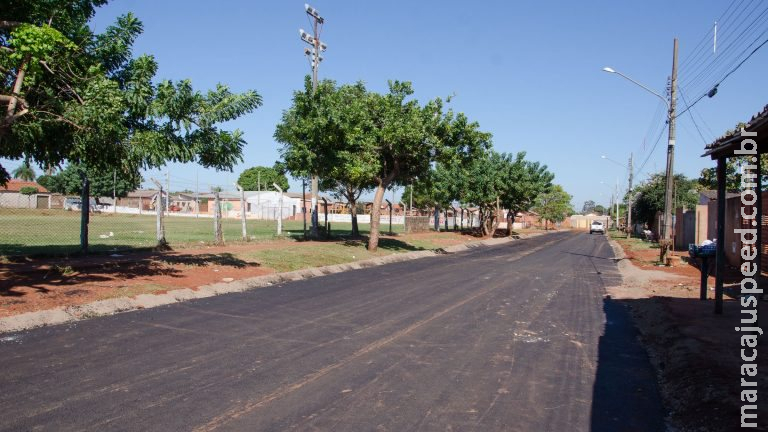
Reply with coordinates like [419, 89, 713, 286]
[589, 220, 605, 234]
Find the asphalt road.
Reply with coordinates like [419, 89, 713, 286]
[0, 231, 664, 431]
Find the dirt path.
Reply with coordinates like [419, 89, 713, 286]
[607, 235, 768, 431]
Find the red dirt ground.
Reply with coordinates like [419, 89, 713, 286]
[0, 231, 479, 318]
[612, 238, 768, 431]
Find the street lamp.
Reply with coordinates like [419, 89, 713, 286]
[603, 46, 678, 265]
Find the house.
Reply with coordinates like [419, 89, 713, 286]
[0, 179, 50, 209]
[702, 103, 768, 313]
[512, 211, 541, 229]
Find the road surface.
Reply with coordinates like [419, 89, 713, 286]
[0, 231, 664, 431]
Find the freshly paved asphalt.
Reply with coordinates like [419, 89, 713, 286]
[0, 231, 665, 431]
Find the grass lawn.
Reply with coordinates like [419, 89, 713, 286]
[0, 208, 402, 256]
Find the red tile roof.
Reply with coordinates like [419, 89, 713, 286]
[1, 179, 49, 193]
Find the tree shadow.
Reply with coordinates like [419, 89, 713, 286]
[0, 251, 259, 298]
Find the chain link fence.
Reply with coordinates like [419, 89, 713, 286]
[0, 187, 297, 257]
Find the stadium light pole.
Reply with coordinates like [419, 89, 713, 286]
[299, 4, 327, 238]
[602, 38, 677, 264]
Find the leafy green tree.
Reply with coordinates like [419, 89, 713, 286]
[534, 185, 573, 230]
[698, 155, 768, 192]
[50, 163, 141, 197]
[593, 204, 606, 215]
[237, 165, 289, 192]
[36, 174, 59, 191]
[1, 1, 262, 185]
[276, 78, 489, 249]
[581, 200, 596, 214]
[632, 173, 700, 225]
[501, 154, 553, 235]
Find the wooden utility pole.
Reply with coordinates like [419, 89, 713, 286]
[660, 38, 678, 263]
[627, 153, 633, 238]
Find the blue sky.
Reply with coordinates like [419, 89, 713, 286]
[42, 0, 768, 209]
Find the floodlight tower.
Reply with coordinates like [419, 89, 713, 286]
[299, 3, 327, 237]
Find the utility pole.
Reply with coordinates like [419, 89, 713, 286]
[661, 38, 678, 263]
[627, 153, 634, 239]
[300, 4, 327, 238]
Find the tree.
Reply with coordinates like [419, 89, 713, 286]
[534, 185, 573, 230]
[276, 80, 375, 237]
[47, 162, 141, 198]
[237, 165, 289, 192]
[581, 200, 596, 214]
[500, 155, 553, 235]
[698, 155, 768, 192]
[12, 160, 36, 181]
[1, 1, 262, 186]
[276, 78, 489, 249]
[593, 204, 606, 215]
[632, 173, 699, 225]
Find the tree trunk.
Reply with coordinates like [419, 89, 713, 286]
[6, 56, 28, 118]
[367, 182, 387, 252]
[434, 206, 440, 232]
[350, 201, 360, 237]
[507, 211, 514, 236]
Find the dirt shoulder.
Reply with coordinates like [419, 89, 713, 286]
[607, 234, 768, 431]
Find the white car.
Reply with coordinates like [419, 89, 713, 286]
[589, 221, 605, 234]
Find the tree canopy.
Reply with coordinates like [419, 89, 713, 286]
[533, 184, 573, 229]
[1, 0, 262, 185]
[41, 162, 141, 197]
[276, 78, 491, 250]
[237, 165, 289, 192]
[632, 173, 700, 225]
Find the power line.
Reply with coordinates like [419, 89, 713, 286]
[683, 2, 768, 93]
[635, 121, 668, 178]
[677, 33, 768, 118]
[678, 88, 709, 145]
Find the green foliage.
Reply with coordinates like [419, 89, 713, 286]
[36, 174, 59, 191]
[48, 163, 141, 197]
[593, 204, 606, 215]
[533, 185, 573, 228]
[1, 2, 262, 186]
[632, 173, 700, 224]
[276, 77, 490, 249]
[19, 186, 38, 195]
[698, 154, 768, 192]
[237, 165, 289, 192]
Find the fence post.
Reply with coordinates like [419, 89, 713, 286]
[79, 171, 90, 253]
[321, 197, 329, 238]
[273, 183, 283, 235]
[385, 199, 392, 235]
[214, 191, 223, 245]
[235, 183, 247, 241]
[150, 179, 166, 246]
